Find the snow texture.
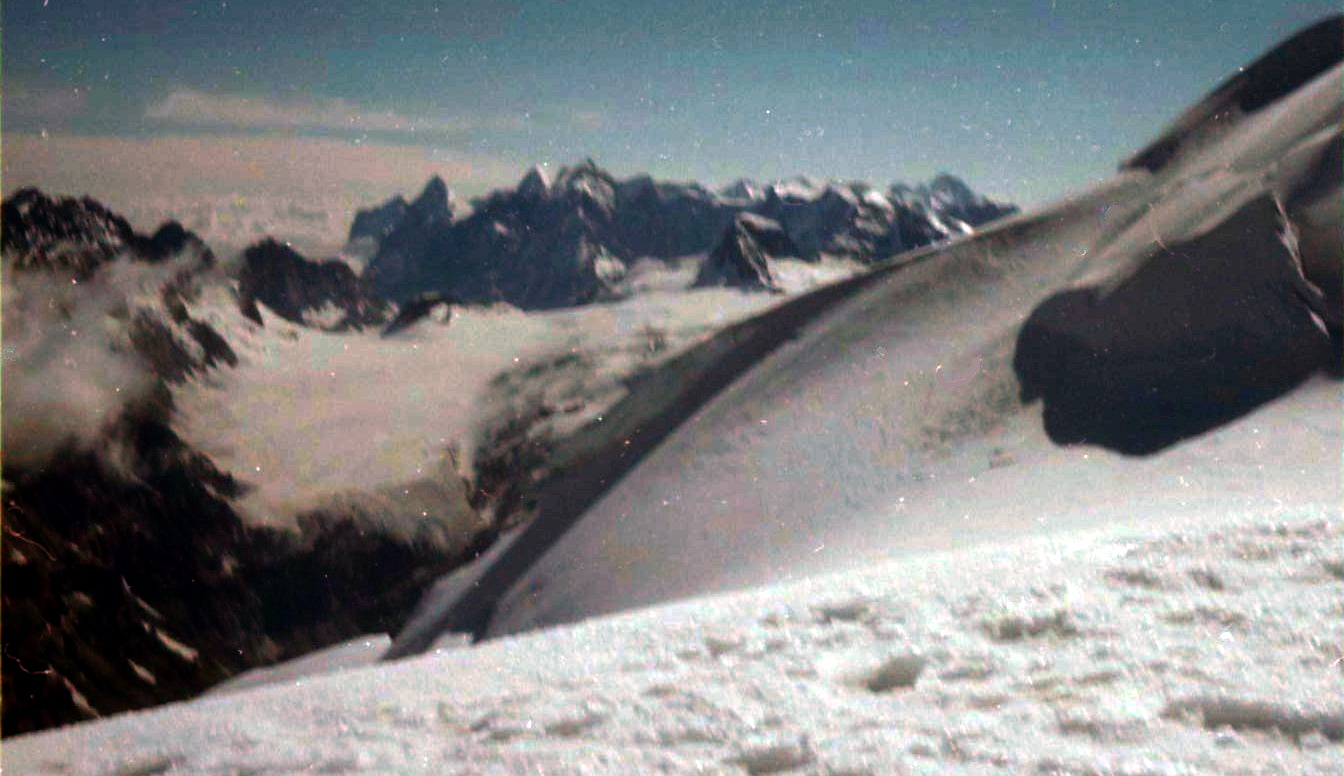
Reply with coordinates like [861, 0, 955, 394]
[8, 507, 1342, 775]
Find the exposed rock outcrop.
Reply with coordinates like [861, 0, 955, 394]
[1, 188, 213, 277]
[694, 213, 796, 291]
[237, 238, 389, 331]
[381, 291, 460, 337]
[1015, 195, 1337, 455]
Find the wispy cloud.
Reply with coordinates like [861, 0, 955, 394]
[145, 88, 527, 135]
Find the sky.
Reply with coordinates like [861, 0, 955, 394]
[3, 1, 1338, 231]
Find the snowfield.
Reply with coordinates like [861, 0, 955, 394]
[173, 276, 793, 536]
[8, 503, 1341, 774]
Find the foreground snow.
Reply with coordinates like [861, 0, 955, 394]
[9, 504, 1341, 775]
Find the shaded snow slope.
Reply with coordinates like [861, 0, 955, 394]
[9, 506, 1342, 775]
[390, 48, 1342, 645]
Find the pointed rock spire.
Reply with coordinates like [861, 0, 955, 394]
[410, 175, 452, 221]
[518, 164, 552, 199]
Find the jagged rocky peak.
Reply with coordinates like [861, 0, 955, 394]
[555, 157, 609, 185]
[766, 176, 829, 203]
[695, 212, 796, 292]
[348, 176, 453, 247]
[410, 175, 453, 221]
[553, 158, 618, 208]
[238, 238, 389, 331]
[926, 172, 978, 205]
[720, 178, 765, 201]
[518, 164, 552, 199]
[2, 187, 216, 276]
[617, 173, 720, 210]
[890, 174, 1018, 227]
[144, 220, 216, 265]
[348, 194, 409, 243]
[3, 187, 140, 276]
[850, 182, 895, 210]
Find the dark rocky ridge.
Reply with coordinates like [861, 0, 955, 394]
[358, 162, 1017, 307]
[2, 188, 215, 277]
[348, 177, 454, 246]
[237, 238, 390, 331]
[348, 196, 408, 244]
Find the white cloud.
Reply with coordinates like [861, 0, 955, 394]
[145, 88, 525, 135]
[1, 258, 189, 472]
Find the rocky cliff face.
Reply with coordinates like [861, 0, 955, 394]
[359, 163, 1017, 305]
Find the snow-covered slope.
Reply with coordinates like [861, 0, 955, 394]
[5, 16, 1339, 761]
[388, 39, 1341, 647]
[8, 505, 1341, 774]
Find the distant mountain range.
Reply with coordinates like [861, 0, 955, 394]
[5, 163, 1018, 333]
[357, 161, 1017, 309]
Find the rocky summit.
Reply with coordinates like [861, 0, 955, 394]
[1, 188, 215, 277]
[694, 212, 798, 291]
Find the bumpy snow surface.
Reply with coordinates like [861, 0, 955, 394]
[8, 504, 1342, 774]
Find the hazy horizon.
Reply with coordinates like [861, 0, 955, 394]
[4, 2, 1338, 231]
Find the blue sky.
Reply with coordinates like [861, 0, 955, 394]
[3, 1, 1338, 207]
